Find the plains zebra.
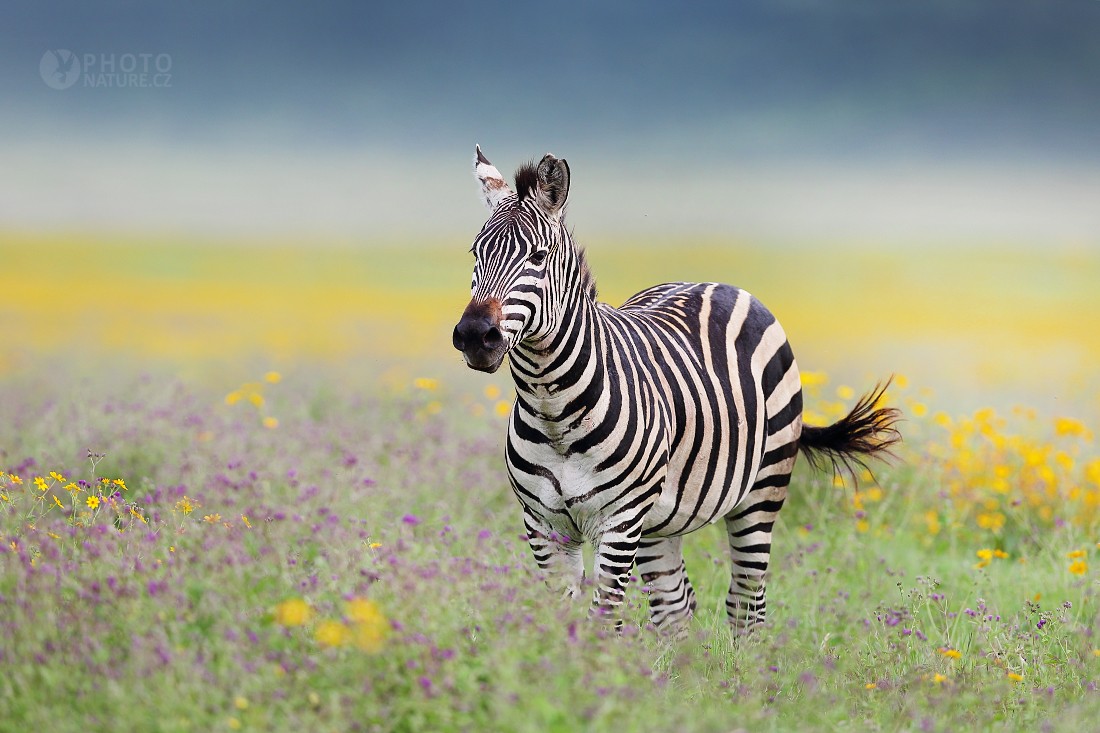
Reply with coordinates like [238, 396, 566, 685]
[452, 147, 900, 630]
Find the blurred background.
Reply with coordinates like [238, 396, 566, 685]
[1, 1, 1098, 412]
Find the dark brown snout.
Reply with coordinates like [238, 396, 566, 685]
[452, 298, 507, 373]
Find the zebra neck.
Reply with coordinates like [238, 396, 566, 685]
[510, 284, 608, 431]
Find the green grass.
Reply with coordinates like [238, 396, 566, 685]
[0, 370, 1096, 733]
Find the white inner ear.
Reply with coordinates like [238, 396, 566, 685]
[475, 158, 513, 212]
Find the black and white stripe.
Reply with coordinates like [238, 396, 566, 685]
[453, 148, 900, 630]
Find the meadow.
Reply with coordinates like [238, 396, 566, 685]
[1, 233, 1098, 732]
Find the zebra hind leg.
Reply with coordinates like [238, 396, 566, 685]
[723, 479, 789, 631]
[635, 536, 696, 631]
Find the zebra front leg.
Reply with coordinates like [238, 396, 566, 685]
[723, 483, 788, 631]
[636, 536, 696, 631]
[590, 516, 644, 626]
[522, 508, 584, 599]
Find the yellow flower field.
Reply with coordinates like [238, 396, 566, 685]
[2, 232, 1098, 401]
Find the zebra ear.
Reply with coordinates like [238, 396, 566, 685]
[474, 145, 513, 212]
[535, 153, 570, 220]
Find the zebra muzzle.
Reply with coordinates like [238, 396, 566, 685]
[453, 298, 507, 373]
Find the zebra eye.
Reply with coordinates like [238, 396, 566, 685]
[528, 250, 547, 266]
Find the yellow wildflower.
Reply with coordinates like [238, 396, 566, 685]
[368, 542, 382, 549]
[352, 622, 387, 653]
[345, 598, 383, 624]
[484, 384, 501, 400]
[1067, 549, 1086, 559]
[234, 696, 249, 710]
[932, 674, 947, 685]
[836, 385, 855, 400]
[1086, 459, 1100, 487]
[8, 474, 22, 485]
[227, 717, 241, 731]
[801, 371, 827, 388]
[273, 598, 313, 627]
[910, 401, 928, 418]
[113, 478, 127, 491]
[34, 477, 48, 492]
[1054, 417, 1091, 440]
[976, 549, 994, 561]
[225, 391, 242, 406]
[175, 496, 198, 515]
[50, 472, 66, 483]
[993, 549, 1009, 559]
[241, 515, 252, 529]
[1068, 560, 1088, 576]
[264, 371, 282, 384]
[803, 409, 828, 427]
[86, 496, 100, 509]
[203, 514, 222, 524]
[976, 512, 1005, 531]
[345, 597, 389, 653]
[939, 648, 962, 660]
[865, 682, 877, 690]
[924, 510, 941, 536]
[495, 400, 512, 417]
[413, 377, 439, 391]
[262, 417, 279, 429]
[856, 519, 870, 533]
[315, 619, 351, 648]
[248, 393, 265, 408]
[64, 483, 80, 494]
[1007, 673, 1023, 682]
[53, 496, 64, 509]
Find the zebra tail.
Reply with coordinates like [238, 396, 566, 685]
[798, 378, 902, 483]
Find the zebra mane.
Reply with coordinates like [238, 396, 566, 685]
[575, 242, 598, 301]
[514, 162, 538, 202]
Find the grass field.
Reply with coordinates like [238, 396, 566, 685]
[1, 233, 1098, 731]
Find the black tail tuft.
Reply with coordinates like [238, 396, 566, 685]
[799, 378, 902, 483]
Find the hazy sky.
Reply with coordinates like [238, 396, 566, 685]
[2, 1, 1098, 242]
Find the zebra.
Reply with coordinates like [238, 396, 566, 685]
[452, 147, 900, 630]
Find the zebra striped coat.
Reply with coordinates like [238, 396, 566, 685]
[453, 148, 899, 629]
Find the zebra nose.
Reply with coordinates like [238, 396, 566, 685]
[482, 325, 502, 348]
[452, 317, 501, 352]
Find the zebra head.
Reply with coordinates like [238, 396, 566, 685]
[453, 145, 571, 373]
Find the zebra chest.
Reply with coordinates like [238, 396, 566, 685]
[507, 437, 614, 532]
